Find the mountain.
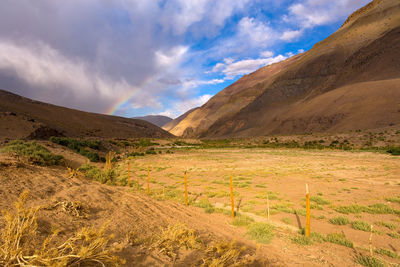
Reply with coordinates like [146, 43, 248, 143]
[132, 115, 173, 127]
[0, 89, 174, 140]
[162, 107, 199, 132]
[167, 0, 400, 138]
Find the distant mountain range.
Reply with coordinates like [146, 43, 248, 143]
[0, 90, 173, 140]
[132, 115, 173, 128]
[167, 0, 400, 138]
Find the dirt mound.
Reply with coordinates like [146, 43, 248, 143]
[26, 125, 65, 140]
[0, 153, 282, 266]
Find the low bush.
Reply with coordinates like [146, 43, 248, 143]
[246, 222, 274, 244]
[375, 248, 399, 258]
[354, 254, 384, 267]
[1, 140, 64, 166]
[326, 233, 353, 248]
[50, 137, 103, 162]
[351, 221, 371, 232]
[78, 164, 118, 185]
[232, 214, 254, 227]
[387, 147, 400, 156]
[329, 216, 350, 225]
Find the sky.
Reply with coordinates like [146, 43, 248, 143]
[0, 0, 370, 119]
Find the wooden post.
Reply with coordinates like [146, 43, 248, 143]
[305, 183, 311, 237]
[369, 225, 374, 256]
[104, 155, 108, 170]
[267, 193, 270, 221]
[147, 166, 150, 195]
[184, 171, 188, 206]
[108, 151, 112, 169]
[127, 163, 130, 187]
[230, 175, 235, 218]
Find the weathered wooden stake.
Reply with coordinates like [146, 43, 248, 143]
[305, 183, 311, 237]
[104, 156, 108, 170]
[267, 193, 270, 221]
[369, 225, 374, 256]
[147, 166, 150, 195]
[108, 151, 112, 169]
[230, 175, 235, 218]
[184, 171, 188, 206]
[127, 163, 130, 187]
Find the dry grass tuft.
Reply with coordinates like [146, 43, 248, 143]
[0, 191, 124, 266]
[51, 201, 89, 219]
[152, 222, 202, 260]
[201, 241, 254, 267]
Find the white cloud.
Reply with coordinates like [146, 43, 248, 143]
[0, 39, 163, 111]
[161, 0, 250, 35]
[175, 94, 212, 114]
[155, 45, 189, 69]
[212, 54, 287, 78]
[237, 17, 276, 46]
[287, 0, 370, 28]
[260, 51, 274, 58]
[280, 29, 303, 41]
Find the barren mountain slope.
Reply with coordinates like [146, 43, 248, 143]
[162, 107, 198, 132]
[0, 89, 173, 139]
[170, 0, 400, 138]
[132, 115, 172, 127]
[168, 54, 304, 137]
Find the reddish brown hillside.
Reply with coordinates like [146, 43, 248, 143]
[168, 0, 400, 138]
[0, 89, 173, 140]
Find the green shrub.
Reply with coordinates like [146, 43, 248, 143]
[354, 254, 384, 267]
[387, 147, 400, 156]
[375, 248, 399, 258]
[385, 195, 400, 203]
[127, 152, 145, 157]
[145, 149, 157, 155]
[375, 221, 397, 230]
[246, 222, 274, 244]
[329, 216, 350, 225]
[232, 214, 254, 227]
[78, 164, 117, 185]
[291, 235, 312, 246]
[310, 196, 330, 205]
[326, 233, 353, 248]
[50, 137, 102, 162]
[351, 221, 371, 232]
[1, 140, 64, 166]
[335, 203, 400, 215]
[334, 204, 365, 214]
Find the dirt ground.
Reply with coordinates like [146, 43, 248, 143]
[1, 144, 400, 266]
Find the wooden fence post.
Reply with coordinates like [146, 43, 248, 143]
[108, 151, 112, 169]
[185, 171, 188, 206]
[305, 183, 311, 237]
[230, 175, 235, 219]
[267, 193, 270, 221]
[127, 163, 130, 187]
[147, 166, 150, 195]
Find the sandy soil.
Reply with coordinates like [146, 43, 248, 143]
[1, 145, 400, 266]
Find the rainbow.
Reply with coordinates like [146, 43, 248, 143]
[105, 77, 155, 115]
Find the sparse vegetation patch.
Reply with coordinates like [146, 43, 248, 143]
[1, 140, 64, 166]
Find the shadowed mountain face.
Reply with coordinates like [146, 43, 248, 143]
[0, 90, 174, 140]
[132, 115, 173, 128]
[167, 0, 400, 138]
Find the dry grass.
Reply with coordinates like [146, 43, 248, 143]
[0, 191, 124, 266]
[152, 222, 202, 260]
[201, 241, 254, 267]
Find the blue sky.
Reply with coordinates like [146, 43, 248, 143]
[0, 0, 370, 118]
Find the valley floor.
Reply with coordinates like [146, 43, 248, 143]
[1, 144, 400, 266]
